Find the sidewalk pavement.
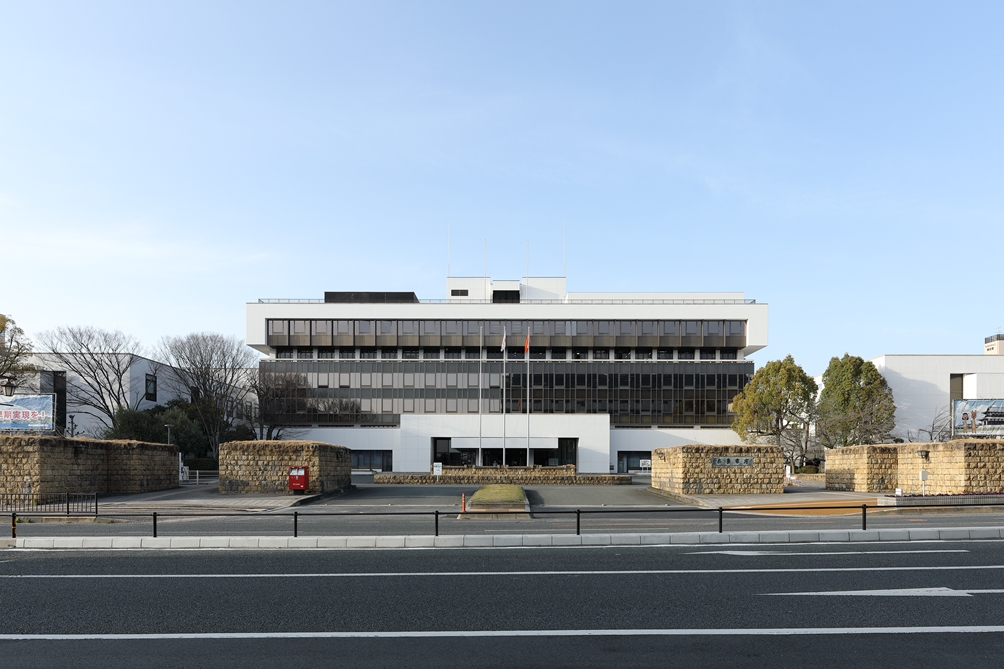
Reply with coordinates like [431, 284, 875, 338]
[5, 525, 1002, 550]
[92, 486, 324, 513]
[657, 487, 882, 514]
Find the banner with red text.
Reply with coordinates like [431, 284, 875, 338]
[0, 395, 54, 431]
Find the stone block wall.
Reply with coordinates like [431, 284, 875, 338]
[651, 444, 784, 495]
[104, 441, 180, 493]
[825, 440, 1004, 494]
[373, 465, 632, 485]
[896, 442, 965, 495]
[961, 441, 1004, 494]
[0, 435, 179, 494]
[219, 440, 351, 494]
[824, 445, 899, 492]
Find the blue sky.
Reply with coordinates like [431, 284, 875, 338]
[3, 1, 1002, 375]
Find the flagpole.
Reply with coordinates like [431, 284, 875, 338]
[525, 246, 530, 468]
[478, 321, 483, 465]
[502, 325, 506, 466]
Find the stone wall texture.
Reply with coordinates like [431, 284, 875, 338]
[219, 440, 351, 494]
[374, 465, 632, 485]
[0, 435, 179, 494]
[826, 440, 1004, 494]
[651, 444, 785, 495]
[824, 445, 899, 492]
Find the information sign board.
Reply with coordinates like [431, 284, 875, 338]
[953, 399, 1004, 438]
[712, 456, 754, 467]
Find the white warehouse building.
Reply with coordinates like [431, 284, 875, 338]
[245, 276, 768, 474]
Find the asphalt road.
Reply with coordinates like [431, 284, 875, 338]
[3, 541, 1004, 667]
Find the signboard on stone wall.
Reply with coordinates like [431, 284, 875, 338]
[953, 399, 1004, 438]
[0, 394, 55, 431]
[711, 456, 754, 467]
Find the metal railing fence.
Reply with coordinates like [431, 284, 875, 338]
[2, 493, 98, 516]
[10, 500, 1004, 540]
[180, 471, 219, 486]
[257, 298, 758, 305]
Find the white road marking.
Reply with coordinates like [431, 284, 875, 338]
[767, 587, 1004, 597]
[3, 626, 1004, 640]
[2, 564, 1004, 579]
[691, 550, 969, 556]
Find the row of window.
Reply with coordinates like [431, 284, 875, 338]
[290, 388, 743, 404]
[293, 390, 742, 410]
[263, 361, 751, 390]
[260, 392, 742, 424]
[276, 348, 739, 361]
[268, 319, 747, 337]
[259, 360, 752, 426]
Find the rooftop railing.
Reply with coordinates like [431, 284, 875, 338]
[257, 298, 758, 305]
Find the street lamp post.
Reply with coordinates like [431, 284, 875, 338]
[165, 423, 174, 446]
[0, 376, 15, 397]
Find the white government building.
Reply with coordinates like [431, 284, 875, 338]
[870, 334, 1004, 441]
[245, 276, 768, 474]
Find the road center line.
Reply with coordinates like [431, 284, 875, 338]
[2, 564, 1004, 579]
[3, 626, 1004, 640]
[766, 587, 1004, 597]
[689, 550, 969, 556]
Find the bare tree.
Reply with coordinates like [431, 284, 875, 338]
[780, 417, 818, 470]
[908, 405, 953, 443]
[247, 370, 309, 441]
[1, 315, 36, 389]
[36, 326, 153, 431]
[158, 333, 258, 458]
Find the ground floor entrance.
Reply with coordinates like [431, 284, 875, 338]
[432, 438, 478, 466]
[531, 438, 578, 467]
[616, 450, 652, 473]
[431, 438, 578, 468]
[350, 449, 393, 472]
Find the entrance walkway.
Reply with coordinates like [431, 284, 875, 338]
[95, 486, 317, 513]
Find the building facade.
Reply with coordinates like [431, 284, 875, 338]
[246, 276, 768, 473]
[19, 353, 187, 439]
[870, 334, 1004, 441]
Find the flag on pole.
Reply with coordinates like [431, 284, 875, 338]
[501, 330, 506, 352]
[523, 334, 530, 354]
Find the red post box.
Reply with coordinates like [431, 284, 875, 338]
[288, 466, 309, 493]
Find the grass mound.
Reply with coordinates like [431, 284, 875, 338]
[469, 484, 525, 506]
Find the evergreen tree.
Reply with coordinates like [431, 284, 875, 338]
[817, 354, 896, 447]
